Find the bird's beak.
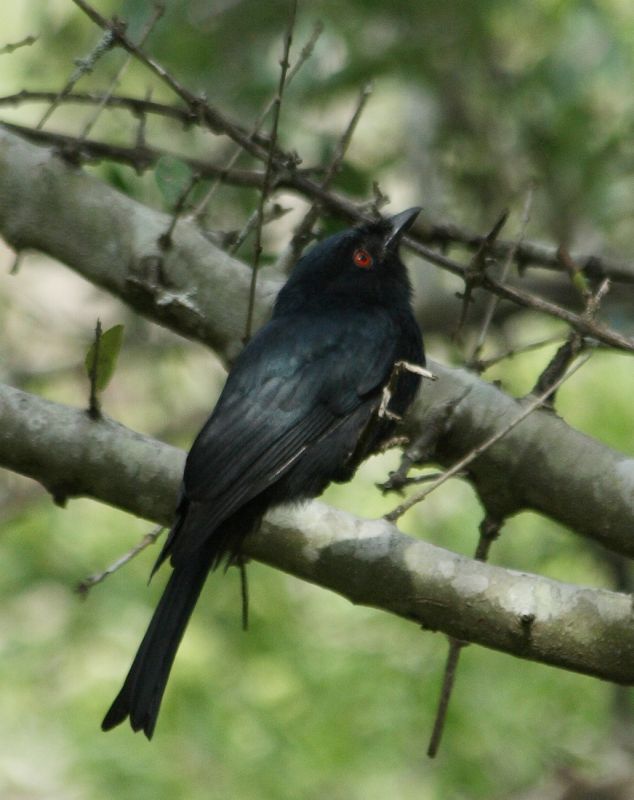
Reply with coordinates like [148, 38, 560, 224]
[384, 207, 422, 250]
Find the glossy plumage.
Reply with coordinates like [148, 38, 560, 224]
[102, 209, 425, 738]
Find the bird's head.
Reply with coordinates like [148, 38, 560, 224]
[274, 207, 421, 314]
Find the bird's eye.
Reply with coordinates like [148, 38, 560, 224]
[353, 248, 373, 269]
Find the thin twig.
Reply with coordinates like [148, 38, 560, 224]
[191, 20, 322, 222]
[426, 638, 466, 757]
[454, 209, 508, 342]
[385, 353, 592, 522]
[37, 28, 118, 130]
[88, 318, 102, 420]
[72, 0, 277, 163]
[158, 171, 200, 250]
[0, 89, 201, 124]
[468, 187, 534, 368]
[0, 35, 38, 56]
[76, 525, 164, 596]
[280, 82, 374, 270]
[427, 516, 502, 758]
[243, 0, 297, 343]
[557, 245, 592, 303]
[472, 334, 566, 372]
[408, 216, 634, 285]
[229, 203, 291, 255]
[531, 275, 610, 404]
[78, 4, 164, 142]
[4, 89, 634, 287]
[2, 120, 284, 182]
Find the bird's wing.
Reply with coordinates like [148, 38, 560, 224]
[159, 309, 404, 566]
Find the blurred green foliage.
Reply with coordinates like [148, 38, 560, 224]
[1, 1, 633, 798]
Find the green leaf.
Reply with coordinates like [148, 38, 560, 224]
[154, 155, 193, 208]
[85, 324, 124, 393]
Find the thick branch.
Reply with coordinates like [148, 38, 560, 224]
[2, 125, 633, 352]
[1, 127, 633, 557]
[406, 364, 634, 558]
[1, 381, 633, 685]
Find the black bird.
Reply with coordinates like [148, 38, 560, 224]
[102, 208, 426, 738]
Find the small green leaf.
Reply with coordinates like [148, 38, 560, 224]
[85, 324, 124, 393]
[155, 156, 193, 208]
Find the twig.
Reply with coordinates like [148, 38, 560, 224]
[468, 187, 534, 368]
[78, 4, 164, 142]
[88, 318, 102, 420]
[472, 334, 566, 372]
[385, 353, 592, 522]
[134, 88, 151, 152]
[426, 638, 466, 758]
[72, 0, 278, 164]
[0, 89, 202, 125]
[557, 245, 592, 303]
[1, 121, 283, 182]
[0, 35, 38, 56]
[229, 203, 291, 255]
[76, 525, 164, 596]
[37, 28, 118, 130]
[158, 171, 200, 250]
[243, 0, 297, 343]
[454, 209, 508, 341]
[280, 81, 374, 271]
[191, 21, 322, 223]
[410, 217, 634, 285]
[427, 515, 502, 757]
[531, 274, 610, 404]
[5, 88, 634, 286]
[531, 336, 584, 405]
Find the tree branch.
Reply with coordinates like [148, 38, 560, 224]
[0, 127, 632, 557]
[405, 363, 634, 558]
[3, 123, 631, 353]
[1, 381, 633, 685]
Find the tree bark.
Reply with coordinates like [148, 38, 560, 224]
[1, 381, 633, 685]
[1, 126, 632, 555]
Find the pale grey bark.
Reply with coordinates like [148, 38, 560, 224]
[1, 381, 633, 685]
[1, 126, 632, 557]
[407, 365, 634, 557]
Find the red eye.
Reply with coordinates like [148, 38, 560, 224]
[353, 248, 373, 268]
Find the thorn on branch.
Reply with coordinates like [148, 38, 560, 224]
[453, 209, 508, 343]
[88, 318, 103, 420]
[467, 187, 534, 369]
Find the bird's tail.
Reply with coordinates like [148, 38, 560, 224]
[101, 552, 212, 739]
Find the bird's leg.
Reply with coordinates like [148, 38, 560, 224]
[378, 386, 402, 420]
[379, 360, 436, 420]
